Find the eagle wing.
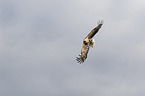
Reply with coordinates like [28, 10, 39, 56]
[86, 20, 103, 39]
[76, 43, 90, 64]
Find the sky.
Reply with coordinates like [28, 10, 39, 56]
[1, 0, 145, 96]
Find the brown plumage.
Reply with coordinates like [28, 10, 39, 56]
[76, 20, 103, 64]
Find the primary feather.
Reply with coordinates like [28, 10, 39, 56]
[76, 20, 103, 64]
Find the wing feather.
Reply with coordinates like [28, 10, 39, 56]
[76, 44, 90, 64]
[86, 20, 103, 39]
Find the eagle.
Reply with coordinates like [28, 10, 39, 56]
[76, 20, 103, 64]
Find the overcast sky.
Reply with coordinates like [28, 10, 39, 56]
[1, 0, 145, 96]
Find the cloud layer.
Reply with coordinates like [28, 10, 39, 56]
[1, 0, 145, 96]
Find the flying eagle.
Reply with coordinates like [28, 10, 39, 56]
[76, 20, 103, 64]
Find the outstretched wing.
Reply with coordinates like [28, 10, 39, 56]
[76, 44, 90, 64]
[86, 20, 103, 39]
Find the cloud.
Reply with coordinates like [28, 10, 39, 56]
[1, 0, 145, 96]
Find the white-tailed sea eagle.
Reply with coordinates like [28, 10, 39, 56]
[76, 20, 103, 64]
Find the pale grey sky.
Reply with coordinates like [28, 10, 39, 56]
[1, 0, 145, 96]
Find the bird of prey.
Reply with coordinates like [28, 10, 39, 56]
[76, 20, 103, 64]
